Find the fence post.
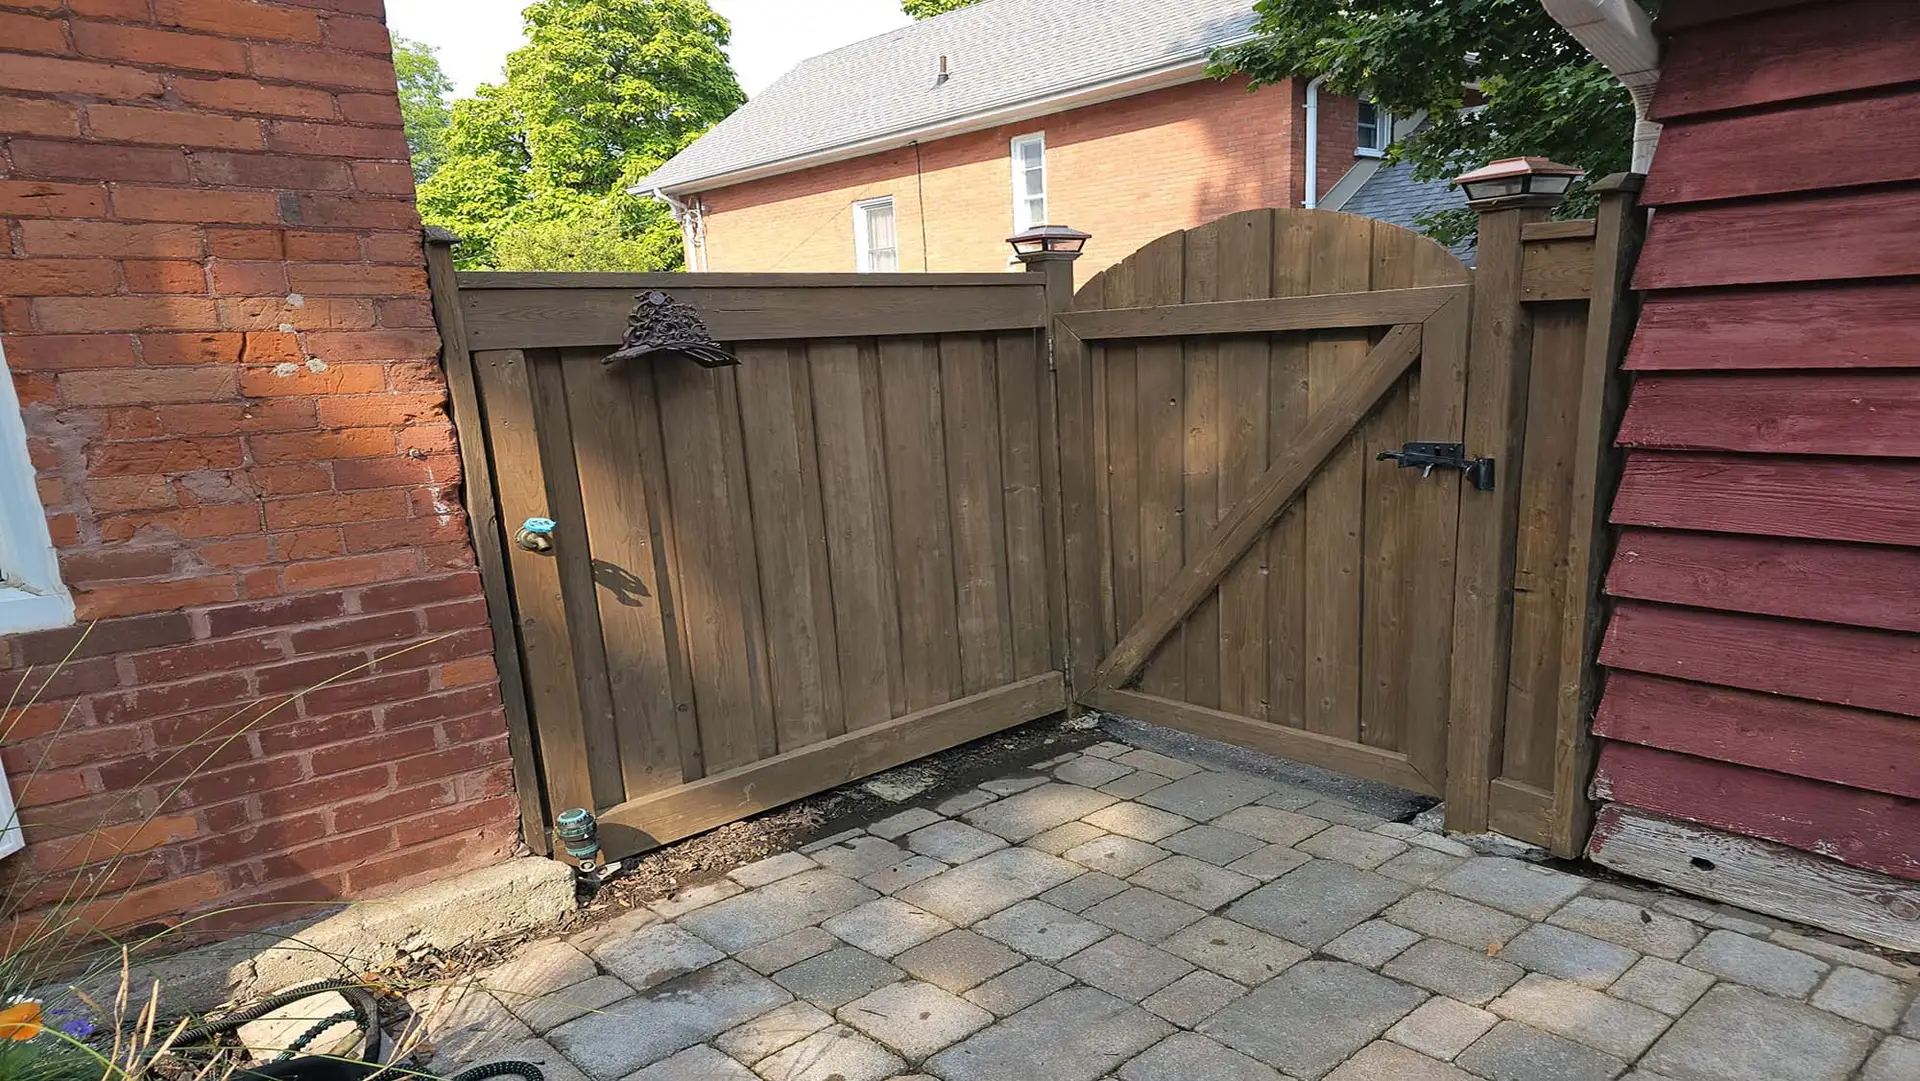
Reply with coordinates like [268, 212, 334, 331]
[1548, 173, 1647, 857]
[423, 228, 551, 854]
[1015, 229, 1093, 699]
[1444, 160, 1577, 835]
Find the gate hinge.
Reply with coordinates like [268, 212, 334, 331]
[1376, 441, 1495, 491]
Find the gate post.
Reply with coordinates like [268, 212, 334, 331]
[1444, 160, 1578, 835]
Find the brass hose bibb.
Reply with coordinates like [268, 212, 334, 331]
[516, 516, 557, 553]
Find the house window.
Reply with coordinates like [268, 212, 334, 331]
[852, 197, 899, 273]
[1357, 97, 1391, 157]
[0, 338, 73, 637]
[1010, 133, 1047, 231]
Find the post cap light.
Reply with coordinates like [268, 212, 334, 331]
[1454, 157, 1585, 210]
[1008, 224, 1090, 262]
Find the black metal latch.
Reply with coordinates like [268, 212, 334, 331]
[1377, 441, 1496, 491]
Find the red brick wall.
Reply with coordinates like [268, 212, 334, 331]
[696, 76, 1373, 283]
[0, 0, 517, 933]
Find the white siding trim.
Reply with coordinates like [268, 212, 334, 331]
[0, 337, 72, 636]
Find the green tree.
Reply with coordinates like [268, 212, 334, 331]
[903, 0, 981, 18]
[417, 0, 746, 270]
[392, 36, 455, 183]
[1213, 0, 1657, 244]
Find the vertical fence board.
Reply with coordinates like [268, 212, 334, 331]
[735, 343, 845, 749]
[994, 330, 1053, 679]
[1303, 215, 1374, 740]
[1267, 210, 1315, 729]
[942, 335, 1016, 694]
[1360, 223, 1419, 753]
[1104, 260, 1143, 667]
[1133, 236, 1187, 697]
[560, 350, 683, 798]
[1216, 211, 1277, 720]
[882, 337, 964, 711]
[1181, 223, 1223, 708]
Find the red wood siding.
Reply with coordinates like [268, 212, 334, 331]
[1591, 0, 1920, 881]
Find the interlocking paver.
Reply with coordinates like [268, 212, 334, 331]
[935, 789, 997, 816]
[466, 1039, 590, 1081]
[928, 987, 1174, 1081]
[1137, 771, 1271, 821]
[1296, 824, 1408, 870]
[1200, 961, 1425, 1081]
[1159, 824, 1264, 865]
[860, 854, 947, 895]
[511, 974, 632, 1035]
[547, 960, 789, 1078]
[1487, 973, 1670, 1059]
[1128, 853, 1259, 910]
[1118, 1031, 1283, 1081]
[735, 927, 839, 975]
[1383, 890, 1529, 950]
[1324, 1040, 1473, 1081]
[1609, 955, 1716, 1016]
[729, 851, 818, 887]
[711, 1000, 834, 1065]
[679, 870, 878, 951]
[1100, 770, 1173, 799]
[755, 1024, 905, 1081]
[868, 808, 944, 841]
[1213, 805, 1330, 846]
[1064, 835, 1169, 877]
[1083, 741, 1132, 759]
[1640, 984, 1876, 1081]
[1161, 915, 1309, 986]
[1374, 847, 1464, 887]
[1254, 781, 1322, 810]
[1433, 858, 1587, 920]
[1227, 859, 1414, 948]
[973, 899, 1109, 961]
[811, 835, 913, 878]
[1384, 997, 1497, 1061]
[647, 878, 745, 920]
[1547, 895, 1703, 959]
[1861, 1036, 1920, 1081]
[1298, 799, 1387, 828]
[773, 946, 904, 1009]
[1039, 870, 1129, 912]
[1455, 1021, 1627, 1081]
[1226, 844, 1312, 881]
[1082, 886, 1206, 942]
[416, 979, 531, 1067]
[821, 898, 952, 958]
[1497, 923, 1639, 988]
[1323, 919, 1422, 969]
[980, 774, 1048, 795]
[894, 930, 1024, 994]
[1056, 756, 1135, 788]
[1025, 820, 1106, 855]
[906, 823, 1005, 867]
[1904, 996, 1920, 1037]
[1116, 748, 1202, 778]
[486, 940, 599, 1001]
[962, 960, 1073, 1017]
[1771, 931, 1920, 983]
[1060, 934, 1194, 1001]
[895, 847, 1080, 925]
[1083, 802, 1193, 842]
[1683, 929, 1828, 998]
[1141, 969, 1246, 1027]
[839, 980, 992, 1062]
[591, 924, 723, 990]
[1811, 967, 1911, 1028]
[963, 783, 1117, 841]
[1382, 938, 1524, 1005]
[627, 1044, 756, 1081]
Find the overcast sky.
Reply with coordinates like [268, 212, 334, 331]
[385, 0, 913, 98]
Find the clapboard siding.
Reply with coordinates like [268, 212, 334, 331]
[1633, 188, 1920, 290]
[1608, 529, 1920, 633]
[1627, 283, 1920, 371]
[1592, 742, 1920, 880]
[1644, 88, 1920, 206]
[1651, 0, 1920, 119]
[1617, 372, 1920, 456]
[1611, 452, 1920, 547]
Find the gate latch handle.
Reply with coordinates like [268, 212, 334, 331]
[1377, 441, 1495, 492]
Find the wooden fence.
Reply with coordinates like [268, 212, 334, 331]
[426, 186, 1644, 860]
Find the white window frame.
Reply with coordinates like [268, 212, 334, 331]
[1356, 96, 1392, 158]
[0, 337, 73, 637]
[851, 196, 898, 273]
[1009, 132, 1048, 232]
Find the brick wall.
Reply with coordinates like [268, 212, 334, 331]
[696, 76, 1374, 282]
[0, 0, 518, 934]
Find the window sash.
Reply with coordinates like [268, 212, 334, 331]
[1011, 134, 1047, 231]
[854, 198, 898, 272]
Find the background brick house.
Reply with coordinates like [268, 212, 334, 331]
[0, 0, 519, 934]
[630, 0, 1461, 282]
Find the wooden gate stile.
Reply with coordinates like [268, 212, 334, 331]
[1055, 209, 1473, 797]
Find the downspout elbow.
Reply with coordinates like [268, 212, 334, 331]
[1542, 0, 1663, 172]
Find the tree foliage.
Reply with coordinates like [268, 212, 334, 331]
[392, 37, 454, 183]
[903, 0, 982, 18]
[416, 0, 746, 270]
[1214, 0, 1657, 243]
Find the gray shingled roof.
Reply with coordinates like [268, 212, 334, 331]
[632, 0, 1256, 194]
[1339, 159, 1476, 264]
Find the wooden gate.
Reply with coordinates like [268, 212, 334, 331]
[1054, 210, 1472, 796]
[426, 255, 1070, 857]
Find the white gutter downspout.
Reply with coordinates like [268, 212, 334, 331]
[651, 189, 708, 271]
[1541, 0, 1663, 171]
[1303, 75, 1325, 208]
